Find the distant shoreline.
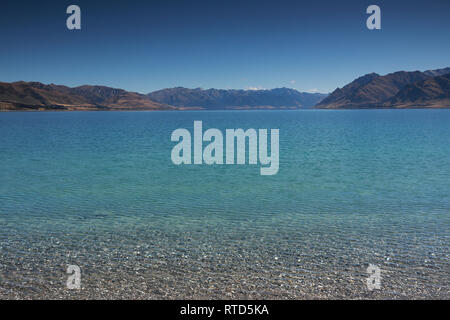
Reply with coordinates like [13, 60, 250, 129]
[2, 106, 450, 112]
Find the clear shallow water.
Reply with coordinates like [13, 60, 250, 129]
[0, 110, 449, 299]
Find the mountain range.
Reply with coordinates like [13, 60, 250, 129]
[148, 87, 327, 109]
[316, 67, 450, 109]
[0, 82, 326, 111]
[1, 67, 449, 111]
[0, 82, 174, 111]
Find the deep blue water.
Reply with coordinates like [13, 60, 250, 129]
[0, 110, 449, 299]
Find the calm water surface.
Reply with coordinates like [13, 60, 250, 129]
[0, 110, 449, 299]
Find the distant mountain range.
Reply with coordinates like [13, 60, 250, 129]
[316, 67, 450, 109]
[1, 67, 449, 111]
[0, 82, 174, 111]
[148, 87, 327, 109]
[0, 82, 326, 111]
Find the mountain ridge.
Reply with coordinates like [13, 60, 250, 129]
[316, 67, 450, 109]
[0, 81, 174, 111]
[147, 87, 327, 109]
[386, 73, 450, 108]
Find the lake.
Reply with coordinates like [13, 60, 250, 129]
[0, 109, 449, 299]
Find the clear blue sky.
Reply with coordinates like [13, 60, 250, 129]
[0, 0, 449, 94]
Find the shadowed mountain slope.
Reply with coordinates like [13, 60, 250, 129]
[387, 73, 450, 108]
[316, 67, 450, 109]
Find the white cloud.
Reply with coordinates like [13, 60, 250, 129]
[245, 86, 264, 91]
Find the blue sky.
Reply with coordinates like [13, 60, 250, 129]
[0, 0, 449, 93]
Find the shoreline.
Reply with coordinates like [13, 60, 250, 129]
[2, 106, 450, 112]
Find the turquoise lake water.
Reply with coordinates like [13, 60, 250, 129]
[0, 110, 449, 299]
